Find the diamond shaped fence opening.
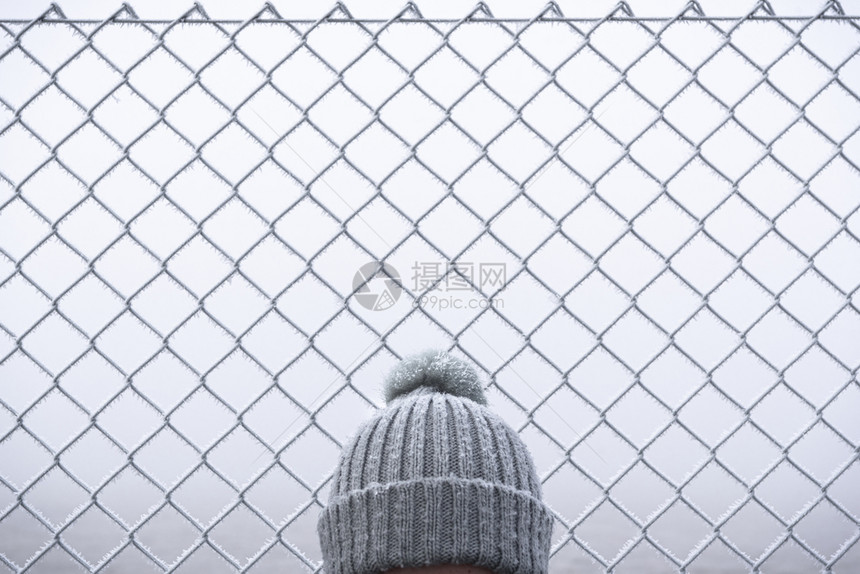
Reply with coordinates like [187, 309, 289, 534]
[1, 2, 860, 573]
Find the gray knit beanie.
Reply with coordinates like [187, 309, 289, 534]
[317, 350, 554, 574]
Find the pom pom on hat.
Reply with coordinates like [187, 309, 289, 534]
[383, 350, 487, 405]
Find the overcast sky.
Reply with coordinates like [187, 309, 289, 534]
[1, 0, 859, 20]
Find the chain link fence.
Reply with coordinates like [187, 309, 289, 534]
[1, 0, 859, 572]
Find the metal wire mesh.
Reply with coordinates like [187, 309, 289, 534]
[1, 0, 859, 572]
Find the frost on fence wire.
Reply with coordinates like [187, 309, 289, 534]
[0, 0, 860, 572]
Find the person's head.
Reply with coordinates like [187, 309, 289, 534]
[317, 350, 554, 574]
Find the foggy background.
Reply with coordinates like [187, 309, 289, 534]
[0, 0, 859, 572]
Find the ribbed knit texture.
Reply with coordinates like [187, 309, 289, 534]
[317, 358, 554, 574]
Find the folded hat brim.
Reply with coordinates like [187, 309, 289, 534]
[317, 476, 554, 574]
